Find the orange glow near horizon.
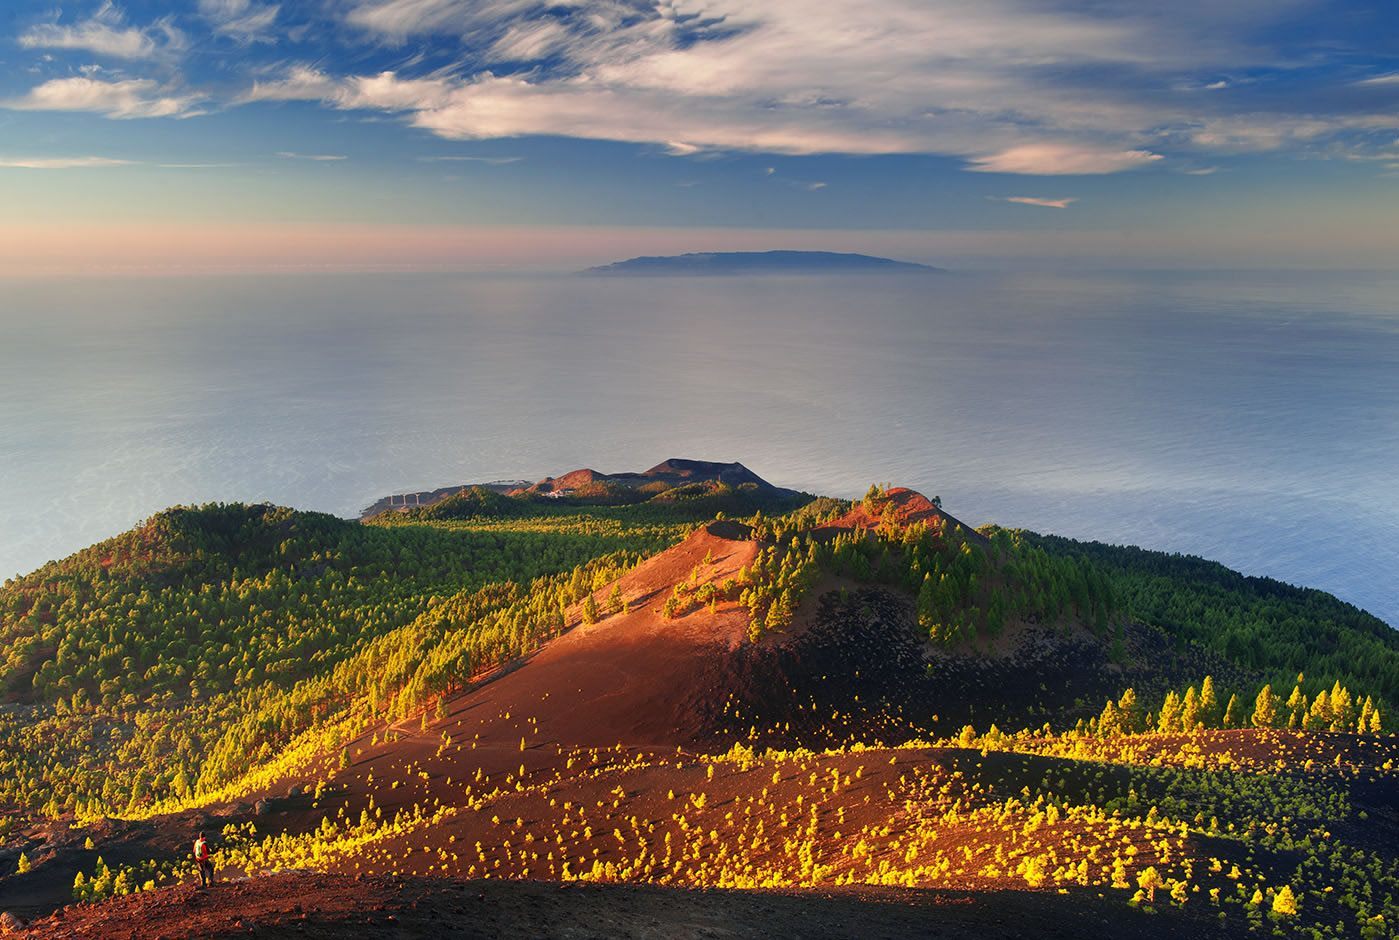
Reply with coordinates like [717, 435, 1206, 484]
[0, 223, 928, 275]
[3, 220, 1398, 275]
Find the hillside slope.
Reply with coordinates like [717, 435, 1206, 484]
[2, 473, 1397, 939]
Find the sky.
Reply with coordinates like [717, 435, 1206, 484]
[2, 0, 1399, 272]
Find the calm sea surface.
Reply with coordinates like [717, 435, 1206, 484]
[2, 270, 1395, 626]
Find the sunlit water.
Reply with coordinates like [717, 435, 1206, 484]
[2, 269, 1395, 626]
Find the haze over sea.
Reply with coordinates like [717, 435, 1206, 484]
[2, 269, 1395, 627]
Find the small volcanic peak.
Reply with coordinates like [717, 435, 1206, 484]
[518, 461, 769, 497]
[823, 485, 985, 541]
[642, 458, 769, 488]
[515, 468, 605, 495]
[877, 487, 944, 524]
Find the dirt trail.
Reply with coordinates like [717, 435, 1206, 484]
[446, 521, 759, 750]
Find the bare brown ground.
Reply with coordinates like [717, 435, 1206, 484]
[446, 520, 759, 749]
[14, 871, 1222, 940]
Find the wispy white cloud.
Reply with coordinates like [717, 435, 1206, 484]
[275, 151, 348, 160]
[662, 141, 704, 157]
[0, 155, 135, 169]
[18, 3, 184, 60]
[4, 77, 203, 119]
[18, 0, 1381, 175]
[338, 72, 456, 110]
[257, 69, 965, 157]
[968, 144, 1161, 175]
[345, 0, 545, 41]
[1181, 114, 1398, 152]
[199, 0, 281, 44]
[417, 154, 522, 164]
[242, 67, 456, 112]
[249, 1, 1275, 173]
[1355, 73, 1399, 86]
[240, 66, 339, 103]
[488, 19, 572, 63]
[996, 196, 1077, 208]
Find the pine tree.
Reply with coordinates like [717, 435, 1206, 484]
[1180, 686, 1201, 731]
[1222, 693, 1240, 728]
[1118, 688, 1139, 733]
[17, 851, 31, 874]
[1306, 690, 1330, 731]
[862, 484, 883, 514]
[1199, 675, 1218, 726]
[917, 574, 936, 632]
[1137, 866, 1164, 902]
[1157, 691, 1182, 733]
[1271, 885, 1299, 918]
[1285, 683, 1306, 728]
[1328, 680, 1353, 731]
[582, 593, 599, 625]
[746, 607, 765, 644]
[1099, 700, 1121, 736]
[1252, 684, 1279, 729]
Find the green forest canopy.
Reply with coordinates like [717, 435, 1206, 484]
[0, 490, 1395, 822]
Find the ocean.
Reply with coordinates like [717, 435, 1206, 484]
[2, 268, 1395, 626]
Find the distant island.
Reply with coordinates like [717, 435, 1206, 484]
[580, 250, 942, 276]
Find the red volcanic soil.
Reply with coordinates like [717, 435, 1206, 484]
[199, 522, 1195, 901]
[217, 520, 768, 841]
[12, 872, 1214, 940]
[453, 520, 758, 748]
[512, 468, 605, 496]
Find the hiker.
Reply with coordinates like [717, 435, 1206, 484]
[193, 832, 214, 888]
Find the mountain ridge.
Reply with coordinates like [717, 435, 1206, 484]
[361, 457, 802, 518]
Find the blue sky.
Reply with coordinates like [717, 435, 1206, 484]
[2, 1, 1398, 271]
